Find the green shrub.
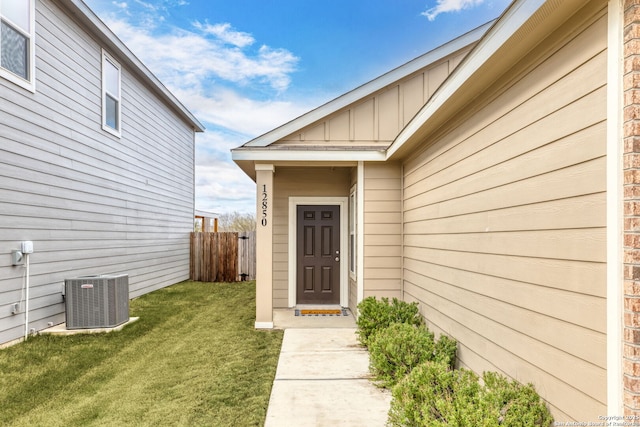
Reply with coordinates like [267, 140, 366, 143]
[481, 372, 553, 427]
[387, 362, 553, 427]
[368, 323, 436, 388]
[434, 334, 457, 370]
[388, 361, 483, 427]
[356, 297, 423, 346]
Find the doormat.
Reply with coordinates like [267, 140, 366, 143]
[295, 309, 349, 317]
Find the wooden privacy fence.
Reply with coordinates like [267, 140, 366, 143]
[190, 231, 256, 282]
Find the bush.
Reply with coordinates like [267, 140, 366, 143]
[368, 324, 459, 388]
[388, 362, 483, 426]
[388, 362, 553, 427]
[481, 372, 554, 427]
[368, 323, 436, 388]
[356, 297, 423, 346]
[434, 334, 457, 370]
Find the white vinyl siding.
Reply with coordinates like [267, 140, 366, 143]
[401, 8, 607, 421]
[0, 0, 35, 91]
[0, 0, 196, 345]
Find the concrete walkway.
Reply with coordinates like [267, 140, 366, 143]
[264, 323, 391, 427]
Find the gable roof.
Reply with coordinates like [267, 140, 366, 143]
[232, 0, 597, 179]
[61, 0, 204, 132]
[386, 0, 592, 160]
[234, 20, 494, 151]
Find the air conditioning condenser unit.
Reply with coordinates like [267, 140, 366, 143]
[65, 274, 129, 329]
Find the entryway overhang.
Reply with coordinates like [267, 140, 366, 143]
[231, 148, 386, 181]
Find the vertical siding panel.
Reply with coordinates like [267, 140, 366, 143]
[277, 45, 476, 149]
[378, 86, 399, 141]
[427, 61, 449, 99]
[403, 74, 424, 126]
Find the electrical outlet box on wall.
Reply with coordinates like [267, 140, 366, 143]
[11, 250, 23, 266]
[21, 241, 33, 254]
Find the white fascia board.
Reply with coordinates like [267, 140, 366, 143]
[231, 149, 386, 162]
[242, 21, 493, 148]
[386, 0, 546, 159]
[62, 0, 205, 132]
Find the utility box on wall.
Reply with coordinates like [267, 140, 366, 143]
[65, 274, 129, 329]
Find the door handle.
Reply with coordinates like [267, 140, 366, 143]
[335, 257, 340, 262]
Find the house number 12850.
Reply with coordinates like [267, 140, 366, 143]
[261, 184, 268, 226]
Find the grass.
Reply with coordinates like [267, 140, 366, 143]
[0, 280, 283, 427]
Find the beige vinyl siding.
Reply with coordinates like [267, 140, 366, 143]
[363, 162, 402, 299]
[348, 277, 358, 314]
[274, 49, 471, 149]
[401, 7, 606, 422]
[0, 0, 195, 344]
[272, 167, 351, 308]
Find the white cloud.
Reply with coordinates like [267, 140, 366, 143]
[172, 87, 309, 137]
[93, 7, 308, 213]
[422, 0, 486, 21]
[100, 17, 310, 136]
[133, 0, 159, 12]
[193, 130, 256, 213]
[195, 158, 257, 214]
[193, 22, 254, 48]
[103, 18, 298, 92]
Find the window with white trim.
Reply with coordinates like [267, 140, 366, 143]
[102, 50, 121, 136]
[349, 186, 357, 277]
[0, 0, 35, 91]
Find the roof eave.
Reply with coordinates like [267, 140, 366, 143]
[231, 148, 386, 162]
[386, 0, 588, 161]
[240, 20, 495, 149]
[231, 148, 386, 181]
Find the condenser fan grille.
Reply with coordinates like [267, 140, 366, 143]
[65, 274, 129, 329]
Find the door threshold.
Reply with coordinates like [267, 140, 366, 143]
[294, 304, 344, 309]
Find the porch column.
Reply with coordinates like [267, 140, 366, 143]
[255, 164, 275, 328]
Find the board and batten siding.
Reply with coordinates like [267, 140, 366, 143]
[0, 0, 195, 345]
[273, 48, 471, 149]
[272, 167, 351, 308]
[363, 162, 402, 300]
[401, 7, 607, 421]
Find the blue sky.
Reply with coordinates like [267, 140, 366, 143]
[84, 0, 512, 215]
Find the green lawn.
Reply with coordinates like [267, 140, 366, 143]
[0, 281, 283, 427]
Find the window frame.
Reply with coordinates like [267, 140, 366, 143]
[349, 185, 357, 278]
[101, 49, 121, 137]
[0, 0, 36, 92]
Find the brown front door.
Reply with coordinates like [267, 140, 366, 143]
[296, 205, 340, 304]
